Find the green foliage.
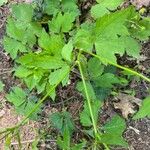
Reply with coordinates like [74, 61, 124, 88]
[44, 0, 79, 18]
[74, 22, 95, 52]
[2, 0, 150, 149]
[57, 128, 86, 150]
[62, 40, 74, 62]
[50, 111, 75, 135]
[128, 17, 150, 41]
[95, 7, 140, 63]
[49, 12, 76, 33]
[87, 57, 104, 79]
[6, 87, 41, 120]
[3, 36, 26, 59]
[91, 0, 124, 19]
[133, 96, 150, 119]
[80, 100, 101, 127]
[12, 4, 33, 22]
[101, 115, 128, 147]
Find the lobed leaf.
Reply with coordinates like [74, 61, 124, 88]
[44, 0, 79, 18]
[12, 3, 33, 22]
[61, 40, 73, 62]
[6, 87, 41, 120]
[95, 7, 140, 63]
[129, 17, 150, 41]
[38, 29, 64, 55]
[17, 53, 67, 69]
[49, 65, 70, 85]
[101, 115, 128, 147]
[80, 99, 101, 127]
[49, 12, 76, 33]
[3, 37, 26, 59]
[87, 57, 104, 79]
[94, 73, 120, 88]
[91, 0, 124, 19]
[50, 111, 75, 135]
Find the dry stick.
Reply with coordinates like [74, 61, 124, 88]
[11, 139, 36, 146]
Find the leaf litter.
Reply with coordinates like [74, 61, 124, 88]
[113, 93, 141, 118]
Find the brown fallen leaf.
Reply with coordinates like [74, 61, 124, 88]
[113, 93, 141, 118]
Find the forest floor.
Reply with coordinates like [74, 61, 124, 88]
[0, 0, 150, 150]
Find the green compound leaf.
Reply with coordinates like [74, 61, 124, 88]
[17, 53, 66, 70]
[133, 96, 150, 119]
[3, 36, 26, 59]
[50, 111, 75, 135]
[24, 70, 43, 91]
[61, 40, 73, 62]
[57, 127, 71, 150]
[14, 66, 32, 78]
[74, 22, 95, 52]
[0, 81, 4, 92]
[28, 22, 42, 37]
[6, 87, 41, 120]
[76, 81, 97, 101]
[38, 29, 64, 55]
[91, 0, 124, 19]
[12, 3, 33, 22]
[93, 73, 120, 88]
[44, 0, 79, 18]
[49, 12, 76, 33]
[87, 57, 104, 79]
[44, 0, 60, 16]
[5, 18, 37, 48]
[80, 99, 101, 127]
[61, 0, 80, 18]
[101, 115, 128, 147]
[49, 65, 70, 85]
[95, 7, 140, 63]
[129, 17, 150, 41]
[6, 87, 26, 107]
[38, 29, 52, 51]
[6, 18, 26, 41]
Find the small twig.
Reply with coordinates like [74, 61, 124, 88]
[11, 139, 35, 146]
[72, 103, 83, 117]
[129, 126, 140, 134]
[0, 68, 12, 71]
[71, 69, 81, 78]
[142, 80, 149, 90]
[51, 96, 75, 106]
[0, 70, 12, 75]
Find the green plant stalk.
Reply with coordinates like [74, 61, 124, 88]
[77, 60, 98, 150]
[77, 59, 97, 135]
[103, 143, 110, 150]
[0, 65, 75, 135]
[82, 50, 150, 83]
